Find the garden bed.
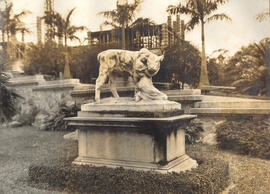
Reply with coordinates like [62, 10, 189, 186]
[216, 117, 270, 160]
[28, 144, 229, 193]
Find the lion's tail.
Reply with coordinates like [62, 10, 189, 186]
[97, 52, 102, 62]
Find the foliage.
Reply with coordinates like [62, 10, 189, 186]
[224, 38, 270, 96]
[207, 49, 230, 85]
[42, 101, 79, 131]
[168, 0, 231, 87]
[216, 117, 270, 160]
[23, 42, 65, 76]
[154, 39, 201, 88]
[29, 144, 229, 194]
[24, 42, 118, 82]
[70, 45, 119, 83]
[53, 8, 87, 46]
[99, 0, 142, 49]
[185, 119, 203, 144]
[99, 0, 142, 28]
[0, 1, 30, 42]
[256, 10, 270, 22]
[42, 8, 87, 78]
[0, 72, 22, 122]
[11, 98, 39, 126]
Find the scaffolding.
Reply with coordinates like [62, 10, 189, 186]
[36, 16, 42, 44]
[44, 0, 54, 42]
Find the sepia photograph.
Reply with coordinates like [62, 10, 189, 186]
[0, 0, 269, 193]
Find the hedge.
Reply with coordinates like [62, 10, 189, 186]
[216, 117, 270, 160]
[28, 144, 229, 193]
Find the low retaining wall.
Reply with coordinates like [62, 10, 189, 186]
[7, 75, 81, 127]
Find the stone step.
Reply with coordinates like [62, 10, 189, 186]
[194, 101, 270, 108]
[190, 108, 270, 115]
[164, 89, 201, 96]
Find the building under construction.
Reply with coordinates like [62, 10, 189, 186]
[88, 15, 185, 50]
[44, 0, 55, 43]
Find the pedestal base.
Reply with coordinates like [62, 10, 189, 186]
[65, 98, 198, 173]
[73, 154, 197, 173]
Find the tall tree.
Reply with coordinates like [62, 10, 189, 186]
[168, 0, 231, 87]
[0, 1, 30, 43]
[53, 8, 87, 78]
[98, 0, 142, 49]
[157, 39, 201, 88]
[225, 38, 270, 95]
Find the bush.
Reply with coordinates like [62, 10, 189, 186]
[154, 39, 201, 88]
[24, 42, 65, 76]
[216, 118, 270, 159]
[24, 43, 119, 83]
[12, 99, 39, 126]
[0, 72, 22, 122]
[42, 101, 80, 131]
[28, 144, 229, 193]
[185, 119, 203, 144]
[70, 45, 118, 83]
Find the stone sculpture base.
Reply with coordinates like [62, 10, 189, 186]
[65, 97, 198, 173]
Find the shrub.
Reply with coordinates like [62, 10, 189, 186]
[24, 42, 65, 76]
[154, 39, 201, 88]
[12, 99, 39, 126]
[0, 72, 22, 122]
[42, 101, 80, 131]
[185, 119, 203, 144]
[216, 117, 270, 159]
[28, 144, 229, 193]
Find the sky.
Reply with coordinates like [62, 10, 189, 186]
[10, 0, 270, 55]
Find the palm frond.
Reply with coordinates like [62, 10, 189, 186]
[68, 35, 81, 43]
[256, 11, 270, 22]
[168, 4, 198, 16]
[102, 21, 119, 28]
[206, 13, 232, 23]
[13, 10, 31, 20]
[98, 10, 118, 20]
[130, 17, 156, 28]
[186, 15, 200, 30]
[65, 7, 76, 30]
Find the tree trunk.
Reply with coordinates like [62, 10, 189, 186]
[121, 24, 126, 49]
[198, 21, 210, 87]
[58, 36, 63, 46]
[63, 38, 72, 79]
[21, 31, 25, 43]
[6, 31, 9, 43]
[2, 30, 5, 42]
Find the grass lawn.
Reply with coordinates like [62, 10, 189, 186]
[0, 125, 269, 193]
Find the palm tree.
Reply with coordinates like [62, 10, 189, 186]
[8, 13, 31, 42]
[225, 38, 270, 95]
[0, 1, 12, 42]
[168, 0, 231, 87]
[0, 2, 30, 43]
[53, 8, 87, 79]
[98, 0, 142, 49]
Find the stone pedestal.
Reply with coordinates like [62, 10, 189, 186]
[65, 98, 197, 173]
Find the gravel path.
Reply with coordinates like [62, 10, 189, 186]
[0, 126, 269, 193]
[216, 150, 270, 194]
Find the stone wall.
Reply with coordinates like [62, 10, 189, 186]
[7, 75, 81, 127]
